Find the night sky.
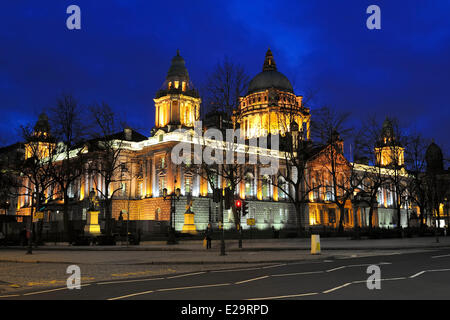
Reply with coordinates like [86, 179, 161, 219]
[1, 1, 449, 156]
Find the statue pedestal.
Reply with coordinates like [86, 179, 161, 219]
[181, 213, 197, 234]
[84, 210, 101, 236]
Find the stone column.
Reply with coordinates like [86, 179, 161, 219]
[152, 154, 157, 196]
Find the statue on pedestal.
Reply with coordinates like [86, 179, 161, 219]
[88, 188, 99, 211]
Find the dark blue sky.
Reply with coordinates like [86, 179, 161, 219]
[1, 1, 449, 155]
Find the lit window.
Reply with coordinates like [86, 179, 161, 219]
[185, 175, 192, 194]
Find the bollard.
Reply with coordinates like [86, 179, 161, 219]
[311, 234, 321, 254]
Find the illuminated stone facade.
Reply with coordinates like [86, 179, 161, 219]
[154, 50, 200, 131]
[5, 49, 427, 236]
[233, 49, 311, 140]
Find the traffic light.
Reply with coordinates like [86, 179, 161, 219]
[235, 199, 242, 210]
[242, 200, 249, 216]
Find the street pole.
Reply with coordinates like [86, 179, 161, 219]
[238, 224, 242, 249]
[126, 212, 129, 247]
[220, 196, 226, 256]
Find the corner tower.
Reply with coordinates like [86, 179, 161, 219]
[25, 112, 56, 160]
[232, 48, 311, 139]
[374, 118, 405, 167]
[153, 50, 201, 132]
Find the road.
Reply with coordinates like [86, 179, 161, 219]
[1, 249, 449, 300]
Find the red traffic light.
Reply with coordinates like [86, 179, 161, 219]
[235, 199, 242, 209]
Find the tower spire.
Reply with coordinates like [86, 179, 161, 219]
[263, 48, 277, 71]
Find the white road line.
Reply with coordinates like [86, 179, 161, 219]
[377, 277, 407, 282]
[272, 271, 324, 277]
[431, 254, 450, 259]
[23, 284, 91, 296]
[108, 290, 154, 300]
[235, 276, 269, 285]
[323, 283, 352, 294]
[107, 283, 231, 300]
[427, 268, 450, 273]
[261, 264, 286, 269]
[211, 267, 262, 273]
[166, 272, 206, 279]
[351, 277, 406, 284]
[410, 271, 426, 279]
[97, 277, 165, 285]
[326, 266, 346, 272]
[0, 294, 20, 298]
[157, 283, 230, 292]
[326, 262, 391, 273]
[247, 292, 318, 300]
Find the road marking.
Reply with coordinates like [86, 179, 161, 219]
[0, 294, 20, 298]
[377, 277, 407, 282]
[431, 254, 450, 259]
[97, 277, 165, 285]
[410, 271, 426, 279]
[247, 292, 318, 300]
[272, 271, 324, 277]
[108, 290, 154, 300]
[166, 272, 206, 279]
[107, 283, 230, 300]
[211, 267, 261, 273]
[323, 283, 352, 293]
[235, 276, 269, 285]
[427, 268, 450, 273]
[261, 264, 286, 269]
[326, 262, 391, 273]
[22, 284, 91, 296]
[326, 266, 346, 272]
[157, 283, 230, 292]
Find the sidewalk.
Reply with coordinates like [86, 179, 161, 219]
[4, 236, 450, 251]
[0, 237, 448, 265]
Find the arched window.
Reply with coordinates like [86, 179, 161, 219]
[278, 177, 288, 200]
[184, 173, 193, 195]
[262, 175, 271, 200]
[158, 173, 166, 196]
[245, 173, 255, 198]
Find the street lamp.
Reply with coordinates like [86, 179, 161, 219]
[163, 184, 181, 245]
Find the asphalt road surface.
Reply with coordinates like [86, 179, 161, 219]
[1, 249, 449, 300]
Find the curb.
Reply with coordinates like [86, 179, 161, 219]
[1, 245, 449, 252]
[0, 256, 333, 265]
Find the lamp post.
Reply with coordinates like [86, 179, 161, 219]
[163, 184, 181, 245]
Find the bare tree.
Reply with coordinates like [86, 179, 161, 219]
[202, 57, 249, 117]
[381, 118, 409, 230]
[311, 107, 360, 233]
[13, 124, 56, 253]
[271, 103, 320, 234]
[404, 132, 429, 228]
[48, 95, 88, 241]
[354, 116, 390, 230]
[88, 102, 128, 236]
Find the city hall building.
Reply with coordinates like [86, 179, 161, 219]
[2, 49, 420, 237]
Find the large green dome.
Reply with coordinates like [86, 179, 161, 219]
[247, 49, 293, 94]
